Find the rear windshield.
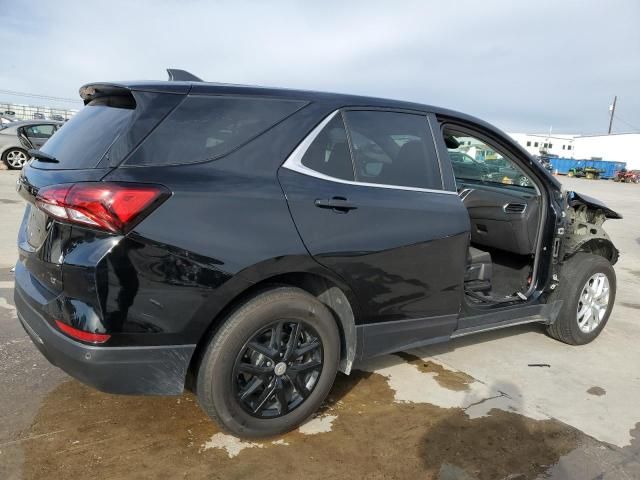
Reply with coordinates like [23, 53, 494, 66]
[38, 97, 135, 169]
[124, 95, 306, 166]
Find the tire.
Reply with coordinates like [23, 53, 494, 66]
[2, 148, 29, 169]
[567, 171, 575, 177]
[196, 286, 340, 438]
[586, 172, 594, 180]
[547, 253, 616, 345]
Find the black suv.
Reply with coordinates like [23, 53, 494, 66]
[15, 71, 620, 437]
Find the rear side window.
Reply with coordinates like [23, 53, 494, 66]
[300, 114, 354, 181]
[39, 98, 135, 169]
[343, 111, 441, 190]
[126, 96, 306, 166]
[24, 124, 56, 138]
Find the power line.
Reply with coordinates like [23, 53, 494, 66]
[613, 114, 640, 133]
[0, 88, 81, 104]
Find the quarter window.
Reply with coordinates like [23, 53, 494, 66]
[343, 111, 441, 189]
[300, 115, 354, 181]
[127, 95, 306, 166]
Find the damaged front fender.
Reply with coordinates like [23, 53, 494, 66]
[567, 191, 622, 219]
[562, 191, 621, 264]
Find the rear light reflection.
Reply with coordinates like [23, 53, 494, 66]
[36, 182, 169, 233]
[55, 320, 111, 344]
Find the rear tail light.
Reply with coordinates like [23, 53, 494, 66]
[55, 320, 111, 344]
[35, 182, 170, 233]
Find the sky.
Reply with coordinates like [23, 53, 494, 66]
[0, 0, 639, 134]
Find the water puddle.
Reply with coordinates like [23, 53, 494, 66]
[395, 352, 474, 391]
[11, 363, 593, 480]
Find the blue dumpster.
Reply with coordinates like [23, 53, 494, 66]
[549, 158, 626, 179]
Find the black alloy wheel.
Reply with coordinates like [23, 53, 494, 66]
[196, 287, 340, 437]
[233, 320, 323, 418]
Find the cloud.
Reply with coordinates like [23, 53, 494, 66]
[0, 0, 638, 133]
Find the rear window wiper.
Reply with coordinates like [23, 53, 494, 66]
[28, 149, 59, 163]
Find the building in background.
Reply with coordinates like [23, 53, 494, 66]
[508, 133, 576, 157]
[508, 132, 640, 170]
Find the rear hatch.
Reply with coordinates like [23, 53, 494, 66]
[16, 85, 185, 295]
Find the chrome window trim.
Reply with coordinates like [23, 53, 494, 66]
[281, 109, 457, 196]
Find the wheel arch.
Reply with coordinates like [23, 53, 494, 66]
[565, 238, 619, 265]
[188, 270, 360, 388]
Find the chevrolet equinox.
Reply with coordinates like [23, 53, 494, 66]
[15, 69, 620, 437]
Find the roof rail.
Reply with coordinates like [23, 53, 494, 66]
[166, 69, 203, 82]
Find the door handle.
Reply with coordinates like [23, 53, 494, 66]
[314, 197, 358, 213]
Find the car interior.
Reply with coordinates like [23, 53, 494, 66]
[443, 129, 543, 304]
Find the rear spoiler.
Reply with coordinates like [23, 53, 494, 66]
[79, 69, 202, 105]
[79, 84, 136, 105]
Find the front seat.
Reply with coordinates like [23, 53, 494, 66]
[465, 246, 492, 292]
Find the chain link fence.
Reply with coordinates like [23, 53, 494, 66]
[1, 102, 80, 121]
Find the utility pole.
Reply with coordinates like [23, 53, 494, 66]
[608, 95, 617, 134]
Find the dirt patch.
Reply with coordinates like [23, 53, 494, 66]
[395, 352, 475, 391]
[587, 386, 606, 396]
[14, 369, 587, 480]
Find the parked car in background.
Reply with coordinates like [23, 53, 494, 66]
[0, 115, 18, 127]
[449, 151, 492, 180]
[14, 72, 621, 438]
[0, 120, 62, 169]
[484, 157, 533, 186]
[33, 113, 46, 120]
[50, 114, 65, 122]
[534, 154, 555, 174]
[450, 146, 533, 187]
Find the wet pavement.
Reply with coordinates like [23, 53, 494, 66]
[1, 173, 639, 479]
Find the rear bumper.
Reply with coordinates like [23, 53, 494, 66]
[15, 279, 196, 396]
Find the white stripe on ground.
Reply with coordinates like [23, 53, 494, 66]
[0, 281, 14, 289]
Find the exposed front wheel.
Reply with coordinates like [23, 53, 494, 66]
[547, 253, 616, 345]
[2, 148, 29, 169]
[196, 287, 340, 438]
